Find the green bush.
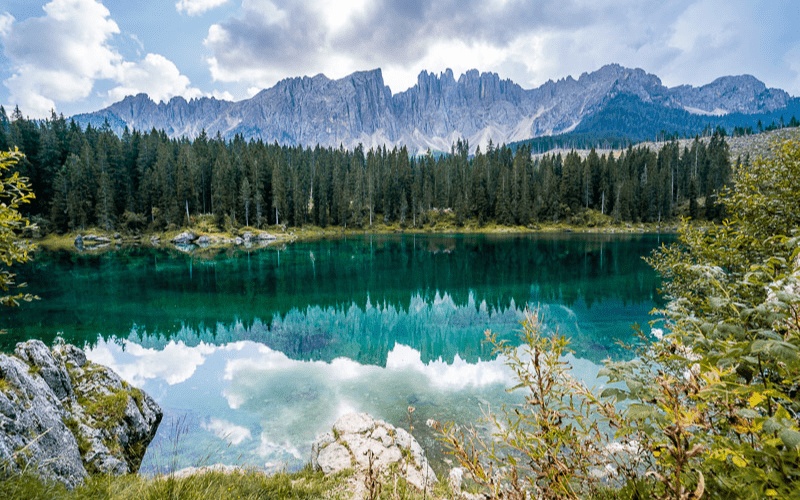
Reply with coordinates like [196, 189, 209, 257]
[621, 138, 800, 499]
[438, 139, 800, 500]
[436, 308, 632, 500]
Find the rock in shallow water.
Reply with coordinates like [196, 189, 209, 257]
[0, 339, 162, 488]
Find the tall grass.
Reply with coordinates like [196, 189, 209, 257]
[0, 465, 338, 500]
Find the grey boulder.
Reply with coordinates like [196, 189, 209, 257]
[0, 339, 162, 488]
[311, 412, 436, 492]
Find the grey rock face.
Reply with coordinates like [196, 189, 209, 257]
[14, 340, 74, 400]
[171, 231, 197, 244]
[72, 64, 793, 155]
[0, 346, 86, 489]
[0, 340, 162, 488]
[311, 412, 437, 491]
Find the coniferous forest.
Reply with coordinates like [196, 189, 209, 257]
[0, 107, 734, 234]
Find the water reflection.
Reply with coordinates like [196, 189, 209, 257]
[1, 233, 667, 354]
[124, 292, 650, 366]
[0, 234, 669, 473]
[88, 335, 603, 474]
[86, 289, 644, 474]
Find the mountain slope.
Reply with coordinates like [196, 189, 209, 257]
[72, 64, 792, 153]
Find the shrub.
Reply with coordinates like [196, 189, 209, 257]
[435, 308, 633, 500]
[438, 140, 800, 500]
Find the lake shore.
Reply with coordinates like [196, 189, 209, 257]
[31, 216, 682, 254]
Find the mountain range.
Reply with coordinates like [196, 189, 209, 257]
[72, 63, 797, 153]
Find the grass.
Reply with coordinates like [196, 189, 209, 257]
[64, 417, 92, 458]
[0, 465, 344, 500]
[80, 390, 129, 431]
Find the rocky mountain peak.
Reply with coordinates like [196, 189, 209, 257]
[72, 64, 794, 153]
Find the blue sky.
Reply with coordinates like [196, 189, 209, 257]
[1, 0, 799, 119]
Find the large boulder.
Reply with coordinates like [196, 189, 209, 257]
[0, 340, 162, 488]
[171, 231, 197, 244]
[311, 412, 437, 492]
[0, 345, 86, 488]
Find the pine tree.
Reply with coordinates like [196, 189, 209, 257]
[470, 148, 489, 224]
[241, 176, 251, 227]
[176, 143, 198, 226]
[96, 161, 115, 231]
[560, 151, 581, 214]
[688, 179, 699, 220]
[212, 148, 233, 227]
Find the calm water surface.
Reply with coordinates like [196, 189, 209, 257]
[1, 233, 670, 474]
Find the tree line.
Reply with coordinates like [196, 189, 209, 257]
[0, 106, 733, 234]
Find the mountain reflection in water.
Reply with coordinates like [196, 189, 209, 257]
[1, 234, 670, 473]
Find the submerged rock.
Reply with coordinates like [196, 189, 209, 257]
[257, 232, 277, 241]
[311, 412, 436, 492]
[0, 340, 162, 488]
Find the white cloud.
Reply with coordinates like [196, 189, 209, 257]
[385, 344, 510, 390]
[92, 333, 607, 471]
[199, 0, 800, 100]
[109, 53, 205, 104]
[176, 0, 231, 16]
[222, 342, 511, 392]
[87, 339, 217, 386]
[255, 433, 303, 460]
[0, 12, 14, 37]
[202, 418, 252, 445]
[1, 0, 210, 117]
[241, 0, 288, 27]
[310, 0, 371, 35]
[1, 0, 121, 116]
[382, 38, 517, 94]
[3, 0, 799, 118]
[211, 89, 235, 101]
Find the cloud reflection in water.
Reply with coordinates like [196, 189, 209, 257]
[87, 334, 605, 473]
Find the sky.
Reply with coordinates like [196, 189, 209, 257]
[1, 0, 799, 119]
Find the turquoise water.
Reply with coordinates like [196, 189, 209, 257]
[1, 233, 670, 474]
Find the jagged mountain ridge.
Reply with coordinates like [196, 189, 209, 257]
[72, 63, 791, 153]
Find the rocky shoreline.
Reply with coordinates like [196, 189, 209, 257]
[0, 340, 162, 488]
[35, 221, 679, 257]
[0, 341, 458, 498]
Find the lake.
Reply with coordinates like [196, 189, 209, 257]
[0, 232, 671, 475]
